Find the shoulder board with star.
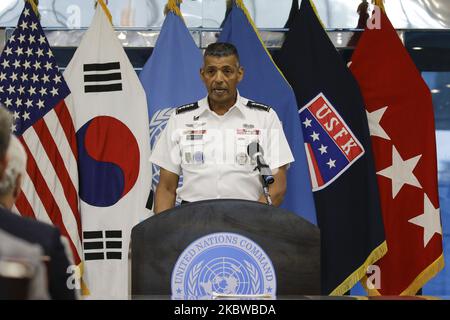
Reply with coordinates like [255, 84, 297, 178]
[246, 100, 271, 112]
[175, 102, 199, 115]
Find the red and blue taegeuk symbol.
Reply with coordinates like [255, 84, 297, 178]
[76, 116, 140, 207]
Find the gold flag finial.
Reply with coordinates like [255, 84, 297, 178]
[372, 0, 386, 12]
[26, 0, 40, 18]
[165, 0, 183, 17]
[96, 0, 113, 24]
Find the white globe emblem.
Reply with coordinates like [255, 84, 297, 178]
[171, 232, 276, 299]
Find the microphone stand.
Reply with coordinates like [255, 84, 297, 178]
[261, 177, 273, 206]
[254, 157, 274, 206]
[248, 142, 274, 206]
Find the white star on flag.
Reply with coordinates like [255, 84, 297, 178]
[408, 194, 442, 247]
[303, 117, 312, 128]
[20, 21, 28, 30]
[366, 106, 391, 140]
[36, 99, 44, 109]
[36, 48, 44, 57]
[310, 131, 320, 141]
[377, 146, 422, 198]
[22, 111, 30, 120]
[319, 144, 328, 154]
[4, 97, 12, 107]
[53, 75, 61, 84]
[15, 47, 23, 55]
[7, 85, 15, 94]
[327, 158, 336, 168]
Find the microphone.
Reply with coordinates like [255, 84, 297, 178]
[247, 142, 274, 185]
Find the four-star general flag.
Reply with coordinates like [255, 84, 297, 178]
[64, 1, 151, 298]
[139, 1, 206, 205]
[275, 0, 386, 294]
[350, 8, 444, 295]
[218, 0, 317, 224]
[0, 2, 82, 265]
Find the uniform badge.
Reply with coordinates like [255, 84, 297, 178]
[243, 123, 255, 129]
[235, 152, 248, 165]
[193, 151, 204, 164]
[184, 152, 193, 164]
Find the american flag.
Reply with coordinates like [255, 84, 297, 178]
[0, 2, 82, 264]
[300, 93, 365, 191]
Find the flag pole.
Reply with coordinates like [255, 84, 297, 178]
[26, 0, 40, 17]
[308, 0, 325, 27]
[96, 0, 113, 24]
[165, 0, 183, 18]
[232, 0, 293, 85]
[372, 0, 386, 12]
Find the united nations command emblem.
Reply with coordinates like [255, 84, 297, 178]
[171, 232, 276, 299]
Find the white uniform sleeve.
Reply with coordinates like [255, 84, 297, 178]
[149, 112, 182, 175]
[266, 109, 295, 170]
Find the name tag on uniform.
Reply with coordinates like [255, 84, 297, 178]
[237, 128, 260, 135]
[184, 130, 206, 141]
[184, 130, 207, 135]
[185, 122, 206, 128]
[186, 134, 203, 141]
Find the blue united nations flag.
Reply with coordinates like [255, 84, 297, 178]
[139, 3, 206, 207]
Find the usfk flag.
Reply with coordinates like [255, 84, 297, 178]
[275, 0, 386, 294]
[64, 1, 151, 299]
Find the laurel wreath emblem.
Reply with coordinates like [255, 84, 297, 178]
[244, 260, 261, 294]
[187, 261, 204, 297]
[149, 107, 174, 149]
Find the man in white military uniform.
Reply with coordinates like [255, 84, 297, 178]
[150, 43, 294, 213]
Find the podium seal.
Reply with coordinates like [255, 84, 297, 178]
[171, 232, 276, 299]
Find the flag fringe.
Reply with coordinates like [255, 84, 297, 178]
[401, 253, 445, 295]
[330, 240, 388, 295]
[361, 253, 444, 296]
[78, 262, 91, 296]
[166, 0, 183, 18]
[372, 0, 386, 12]
[97, 0, 113, 24]
[232, 0, 293, 88]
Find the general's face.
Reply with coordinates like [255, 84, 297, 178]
[200, 55, 244, 107]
